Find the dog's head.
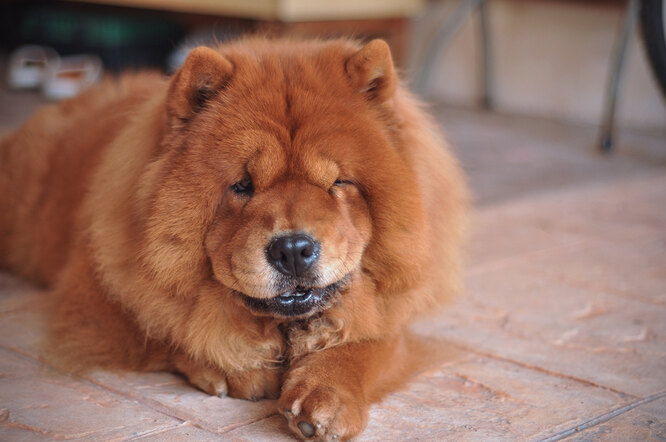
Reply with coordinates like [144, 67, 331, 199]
[143, 39, 429, 318]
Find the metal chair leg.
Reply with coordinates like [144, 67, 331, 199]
[599, 0, 640, 153]
[478, 0, 493, 109]
[415, 0, 485, 95]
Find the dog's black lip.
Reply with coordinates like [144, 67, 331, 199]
[235, 279, 346, 318]
[276, 287, 314, 305]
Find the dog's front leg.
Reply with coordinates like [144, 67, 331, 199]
[279, 333, 408, 441]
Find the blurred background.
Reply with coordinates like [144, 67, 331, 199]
[2, 0, 665, 204]
[0, 0, 665, 207]
[1, 0, 664, 138]
[1, 2, 665, 439]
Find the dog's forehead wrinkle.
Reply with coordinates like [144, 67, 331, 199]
[262, 144, 340, 191]
[244, 136, 288, 189]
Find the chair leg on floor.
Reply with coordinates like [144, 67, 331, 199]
[599, 0, 639, 153]
[478, 0, 493, 110]
[415, 0, 484, 95]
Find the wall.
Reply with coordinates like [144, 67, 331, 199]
[408, 0, 666, 133]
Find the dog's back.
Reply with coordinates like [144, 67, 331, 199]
[0, 73, 164, 285]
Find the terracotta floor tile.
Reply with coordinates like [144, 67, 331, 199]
[467, 173, 666, 278]
[0, 348, 181, 440]
[131, 422, 233, 440]
[540, 393, 666, 441]
[86, 370, 278, 435]
[512, 235, 666, 305]
[466, 210, 589, 271]
[360, 351, 631, 441]
[218, 415, 296, 441]
[0, 294, 46, 360]
[536, 174, 666, 241]
[418, 259, 666, 397]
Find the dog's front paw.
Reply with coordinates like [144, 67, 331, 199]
[279, 366, 368, 441]
[175, 355, 281, 400]
[182, 362, 230, 397]
[226, 366, 282, 400]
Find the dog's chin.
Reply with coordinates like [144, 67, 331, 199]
[236, 281, 343, 318]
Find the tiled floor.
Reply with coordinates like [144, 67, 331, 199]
[1, 88, 665, 440]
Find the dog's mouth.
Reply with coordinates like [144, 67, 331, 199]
[276, 288, 316, 305]
[236, 280, 346, 318]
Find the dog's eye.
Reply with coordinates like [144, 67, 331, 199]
[329, 179, 355, 196]
[333, 179, 354, 187]
[231, 177, 253, 195]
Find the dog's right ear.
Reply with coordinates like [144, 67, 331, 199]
[167, 47, 233, 122]
[345, 39, 396, 103]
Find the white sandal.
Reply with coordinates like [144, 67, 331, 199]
[42, 54, 103, 100]
[7, 45, 59, 90]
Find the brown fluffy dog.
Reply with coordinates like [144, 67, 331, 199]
[0, 38, 466, 440]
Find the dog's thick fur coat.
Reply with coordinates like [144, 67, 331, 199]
[0, 38, 467, 440]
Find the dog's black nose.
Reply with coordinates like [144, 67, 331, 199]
[267, 234, 318, 277]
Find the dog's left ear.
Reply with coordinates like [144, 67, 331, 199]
[345, 39, 396, 102]
[167, 47, 233, 122]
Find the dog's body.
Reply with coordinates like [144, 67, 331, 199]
[0, 38, 466, 440]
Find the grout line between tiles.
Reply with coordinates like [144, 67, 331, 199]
[217, 412, 283, 435]
[534, 390, 666, 442]
[123, 421, 200, 441]
[81, 375, 278, 436]
[442, 340, 638, 399]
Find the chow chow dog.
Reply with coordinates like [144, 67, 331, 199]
[0, 38, 467, 440]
